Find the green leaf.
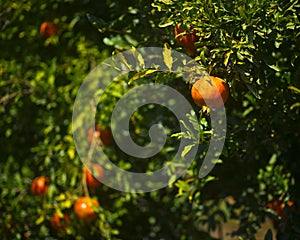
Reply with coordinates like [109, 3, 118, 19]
[55, 193, 66, 201]
[163, 43, 173, 70]
[124, 34, 138, 46]
[168, 174, 177, 187]
[156, 0, 173, 5]
[67, 147, 75, 159]
[158, 20, 174, 28]
[48, 75, 55, 85]
[269, 154, 277, 165]
[223, 50, 233, 67]
[151, 3, 162, 11]
[128, 69, 157, 84]
[286, 22, 295, 30]
[288, 85, 300, 94]
[118, 52, 132, 70]
[290, 102, 300, 110]
[267, 64, 280, 72]
[171, 132, 184, 139]
[237, 6, 247, 19]
[69, 16, 80, 30]
[131, 46, 145, 69]
[181, 144, 195, 157]
[61, 199, 72, 208]
[175, 180, 190, 192]
[246, 83, 261, 99]
[179, 119, 194, 139]
[204, 175, 216, 183]
[86, 13, 107, 33]
[35, 215, 44, 225]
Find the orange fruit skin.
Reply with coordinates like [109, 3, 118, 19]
[191, 76, 229, 108]
[100, 127, 113, 146]
[31, 176, 49, 195]
[84, 164, 104, 190]
[74, 197, 99, 222]
[88, 124, 113, 146]
[186, 47, 197, 56]
[268, 200, 296, 221]
[23, 232, 30, 238]
[268, 200, 284, 218]
[40, 21, 58, 38]
[50, 213, 70, 231]
[174, 23, 199, 54]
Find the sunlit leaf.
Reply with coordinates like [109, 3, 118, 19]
[224, 50, 233, 67]
[35, 215, 44, 225]
[158, 20, 174, 28]
[67, 147, 75, 160]
[181, 144, 194, 157]
[288, 85, 300, 94]
[290, 102, 300, 110]
[163, 43, 173, 70]
[267, 64, 281, 72]
[131, 46, 145, 69]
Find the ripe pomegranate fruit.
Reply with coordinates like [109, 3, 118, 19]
[74, 197, 99, 222]
[268, 200, 284, 218]
[50, 213, 70, 231]
[40, 21, 58, 38]
[88, 124, 113, 146]
[31, 176, 49, 195]
[174, 23, 199, 55]
[191, 76, 229, 108]
[84, 164, 104, 190]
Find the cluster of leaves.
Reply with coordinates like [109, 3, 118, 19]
[0, 0, 114, 238]
[0, 0, 213, 239]
[152, 0, 300, 238]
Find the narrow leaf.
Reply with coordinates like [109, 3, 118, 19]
[288, 85, 300, 94]
[246, 83, 261, 99]
[158, 21, 174, 28]
[118, 52, 131, 70]
[163, 43, 173, 70]
[181, 144, 194, 157]
[267, 64, 280, 72]
[129, 69, 157, 84]
[131, 46, 145, 69]
[35, 215, 44, 225]
[269, 154, 277, 165]
[290, 102, 300, 110]
[224, 50, 233, 67]
[86, 14, 107, 33]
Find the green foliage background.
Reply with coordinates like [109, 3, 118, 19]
[1, 0, 300, 239]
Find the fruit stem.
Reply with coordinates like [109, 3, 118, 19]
[200, 106, 210, 115]
[83, 135, 98, 197]
[82, 167, 90, 198]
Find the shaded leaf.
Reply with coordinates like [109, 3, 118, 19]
[86, 13, 108, 33]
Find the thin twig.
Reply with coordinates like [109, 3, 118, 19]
[0, 88, 34, 105]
